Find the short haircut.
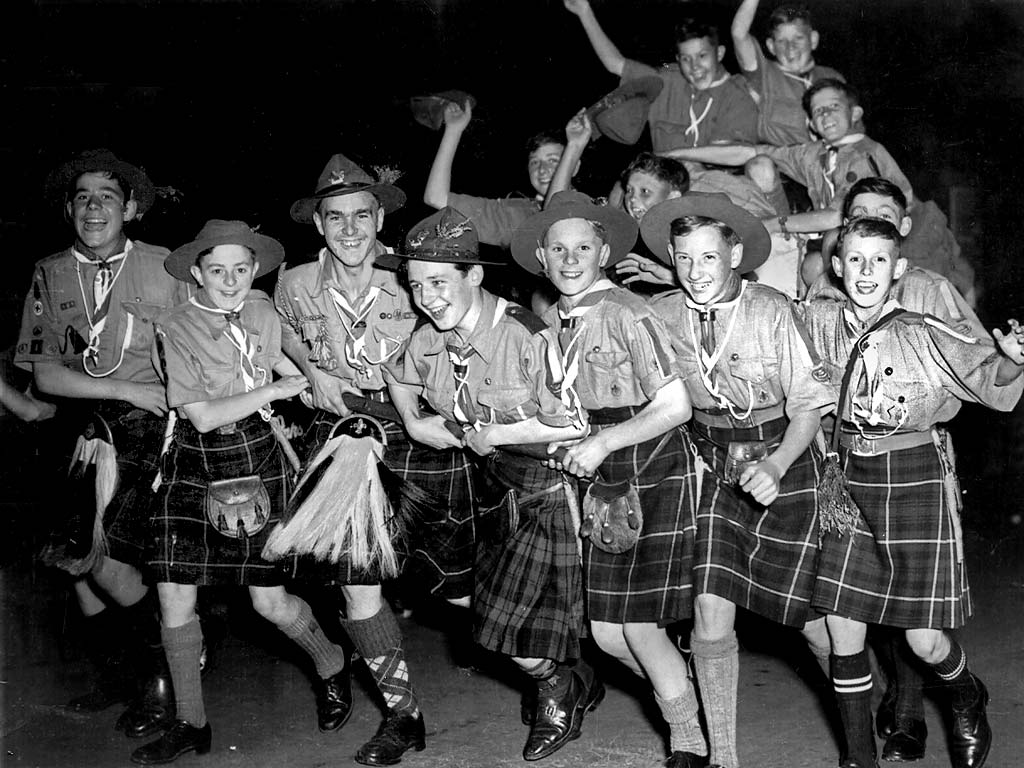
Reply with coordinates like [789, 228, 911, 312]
[525, 132, 566, 158]
[670, 215, 741, 249]
[842, 177, 908, 220]
[542, 218, 609, 247]
[836, 216, 903, 254]
[67, 169, 133, 205]
[803, 78, 859, 117]
[620, 153, 691, 194]
[195, 245, 256, 269]
[768, 4, 814, 33]
[674, 17, 720, 49]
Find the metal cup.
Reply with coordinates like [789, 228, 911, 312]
[724, 440, 768, 485]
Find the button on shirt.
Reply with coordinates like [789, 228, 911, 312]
[156, 290, 282, 408]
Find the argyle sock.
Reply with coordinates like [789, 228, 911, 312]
[691, 631, 739, 768]
[519, 658, 571, 699]
[655, 689, 708, 757]
[279, 598, 346, 680]
[162, 619, 205, 728]
[929, 639, 978, 709]
[891, 636, 925, 720]
[831, 651, 875, 766]
[341, 605, 418, 714]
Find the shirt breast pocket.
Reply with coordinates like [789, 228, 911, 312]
[477, 384, 533, 421]
[202, 363, 237, 397]
[123, 302, 165, 352]
[726, 357, 777, 385]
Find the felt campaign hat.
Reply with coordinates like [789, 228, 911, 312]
[640, 192, 771, 274]
[377, 207, 505, 269]
[46, 148, 157, 215]
[289, 153, 406, 223]
[585, 77, 663, 145]
[410, 90, 477, 130]
[510, 190, 638, 275]
[164, 219, 285, 281]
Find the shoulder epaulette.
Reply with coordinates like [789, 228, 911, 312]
[504, 304, 548, 334]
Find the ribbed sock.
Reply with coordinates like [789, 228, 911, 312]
[929, 639, 978, 710]
[341, 606, 418, 714]
[655, 689, 707, 757]
[279, 598, 346, 680]
[691, 631, 739, 768]
[162, 619, 205, 728]
[891, 636, 925, 720]
[831, 650, 875, 766]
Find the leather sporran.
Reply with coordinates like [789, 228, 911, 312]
[206, 475, 270, 539]
[581, 479, 642, 554]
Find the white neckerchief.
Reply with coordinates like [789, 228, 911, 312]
[820, 133, 866, 207]
[554, 281, 612, 428]
[781, 68, 815, 89]
[446, 296, 507, 431]
[73, 242, 132, 377]
[842, 299, 908, 436]
[685, 280, 753, 418]
[327, 284, 403, 378]
[685, 73, 730, 147]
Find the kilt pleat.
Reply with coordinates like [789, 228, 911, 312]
[812, 442, 971, 629]
[289, 410, 476, 598]
[691, 418, 821, 628]
[148, 415, 288, 586]
[583, 426, 698, 626]
[474, 451, 583, 661]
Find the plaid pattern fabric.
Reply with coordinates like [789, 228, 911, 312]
[583, 426, 699, 625]
[290, 410, 476, 598]
[149, 414, 288, 586]
[812, 442, 972, 628]
[691, 417, 822, 627]
[474, 450, 584, 661]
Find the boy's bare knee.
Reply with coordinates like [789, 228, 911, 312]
[745, 154, 780, 191]
[905, 628, 947, 664]
[591, 621, 628, 657]
[693, 594, 736, 640]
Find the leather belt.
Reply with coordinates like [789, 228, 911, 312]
[839, 429, 934, 456]
[359, 388, 390, 404]
[693, 402, 785, 429]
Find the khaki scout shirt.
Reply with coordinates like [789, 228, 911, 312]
[15, 240, 190, 383]
[650, 280, 836, 421]
[541, 281, 680, 411]
[387, 290, 572, 428]
[155, 290, 282, 408]
[800, 299, 1024, 430]
[275, 248, 417, 392]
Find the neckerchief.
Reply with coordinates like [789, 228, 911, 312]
[73, 241, 132, 377]
[685, 279, 754, 418]
[841, 298, 908, 436]
[685, 73, 730, 147]
[781, 67, 815, 89]
[555, 280, 614, 426]
[444, 296, 508, 430]
[819, 133, 866, 208]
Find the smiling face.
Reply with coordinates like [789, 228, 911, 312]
[407, 261, 483, 335]
[670, 224, 742, 305]
[536, 217, 610, 301]
[313, 190, 383, 269]
[675, 37, 726, 91]
[624, 171, 681, 221]
[67, 171, 137, 259]
[189, 244, 258, 311]
[766, 20, 818, 73]
[808, 86, 862, 144]
[527, 142, 566, 198]
[832, 233, 907, 318]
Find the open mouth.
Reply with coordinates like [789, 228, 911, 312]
[82, 217, 108, 232]
[854, 280, 879, 295]
[628, 207, 646, 221]
[426, 303, 449, 320]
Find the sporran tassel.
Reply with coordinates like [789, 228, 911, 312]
[817, 451, 862, 543]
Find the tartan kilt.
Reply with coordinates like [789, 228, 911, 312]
[288, 410, 476, 599]
[691, 417, 822, 628]
[148, 414, 288, 586]
[812, 442, 971, 629]
[474, 450, 584, 662]
[93, 403, 166, 567]
[583, 426, 698, 626]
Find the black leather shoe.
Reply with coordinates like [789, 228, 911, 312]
[949, 676, 991, 768]
[881, 716, 927, 762]
[130, 720, 212, 765]
[354, 710, 426, 766]
[522, 666, 604, 762]
[876, 682, 898, 739]
[116, 669, 176, 739]
[316, 667, 353, 732]
[665, 751, 710, 767]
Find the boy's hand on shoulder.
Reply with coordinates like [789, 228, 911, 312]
[614, 254, 674, 286]
[739, 458, 783, 506]
[994, 318, 1024, 366]
[443, 100, 472, 132]
[563, 0, 591, 16]
[120, 381, 169, 416]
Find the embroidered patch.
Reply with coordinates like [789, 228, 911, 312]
[328, 170, 346, 184]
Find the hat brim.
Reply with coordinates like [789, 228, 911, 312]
[585, 76, 663, 145]
[290, 183, 407, 223]
[510, 201, 639, 276]
[639, 193, 771, 274]
[165, 231, 285, 281]
[410, 90, 477, 131]
[46, 154, 156, 215]
[376, 250, 505, 271]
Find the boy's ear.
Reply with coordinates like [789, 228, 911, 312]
[534, 246, 548, 272]
[893, 256, 908, 281]
[375, 207, 385, 234]
[851, 105, 865, 125]
[899, 215, 912, 237]
[729, 243, 744, 269]
[252, 260, 261, 277]
[810, 30, 820, 51]
[831, 254, 844, 278]
[765, 37, 776, 57]
[189, 265, 204, 286]
[123, 197, 138, 222]
[716, 45, 726, 64]
[598, 242, 611, 268]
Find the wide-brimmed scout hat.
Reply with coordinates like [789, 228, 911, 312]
[165, 219, 285, 281]
[410, 90, 477, 131]
[377, 207, 504, 270]
[289, 153, 406, 223]
[510, 190, 638, 275]
[640, 192, 771, 274]
[46, 148, 157, 215]
[585, 77, 663, 145]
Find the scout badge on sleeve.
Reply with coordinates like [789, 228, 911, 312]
[40, 414, 118, 575]
[262, 413, 400, 576]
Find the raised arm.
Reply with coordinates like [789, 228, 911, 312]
[731, 0, 762, 73]
[659, 144, 758, 166]
[564, 0, 626, 76]
[423, 100, 473, 210]
[544, 108, 591, 205]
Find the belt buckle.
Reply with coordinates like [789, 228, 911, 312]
[216, 422, 237, 435]
[851, 433, 877, 456]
